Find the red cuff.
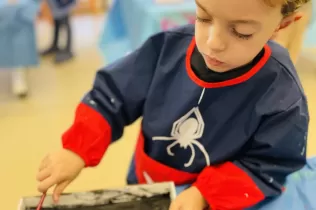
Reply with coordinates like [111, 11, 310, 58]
[62, 103, 112, 167]
[193, 162, 265, 210]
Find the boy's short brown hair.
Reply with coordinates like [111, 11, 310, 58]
[263, 0, 310, 16]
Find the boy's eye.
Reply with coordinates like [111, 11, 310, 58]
[231, 28, 253, 40]
[196, 15, 254, 40]
[196, 16, 212, 23]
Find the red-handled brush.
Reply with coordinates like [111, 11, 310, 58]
[36, 193, 46, 210]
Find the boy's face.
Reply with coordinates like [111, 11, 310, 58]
[195, 0, 284, 72]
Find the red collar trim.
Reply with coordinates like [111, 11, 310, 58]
[185, 38, 271, 88]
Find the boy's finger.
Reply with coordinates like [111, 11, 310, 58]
[53, 181, 70, 203]
[37, 175, 57, 193]
[36, 167, 51, 181]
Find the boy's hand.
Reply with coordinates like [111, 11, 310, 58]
[169, 186, 208, 210]
[36, 149, 85, 203]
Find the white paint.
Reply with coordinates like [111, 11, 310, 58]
[89, 100, 96, 105]
[301, 146, 306, 156]
[143, 171, 154, 184]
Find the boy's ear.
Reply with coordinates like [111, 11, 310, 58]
[271, 12, 303, 40]
[278, 11, 303, 30]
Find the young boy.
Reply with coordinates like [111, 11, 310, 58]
[36, 0, 310, 209]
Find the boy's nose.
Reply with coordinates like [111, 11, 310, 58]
[206, 26, 226, 52]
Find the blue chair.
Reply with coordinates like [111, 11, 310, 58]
[0, 0, 41, 97]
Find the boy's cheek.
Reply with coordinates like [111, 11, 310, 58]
[195, 26, 209, 50]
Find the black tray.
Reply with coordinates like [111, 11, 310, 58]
[18, 182, 176, 210]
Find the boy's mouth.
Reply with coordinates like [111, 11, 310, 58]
[203, 54, 225, 67]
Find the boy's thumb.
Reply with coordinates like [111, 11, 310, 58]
[53, 181, 70, 203]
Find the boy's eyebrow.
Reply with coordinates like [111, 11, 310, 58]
[195, 0, 261, 26]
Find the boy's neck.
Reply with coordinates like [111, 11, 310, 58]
[190, 47, 265, 83]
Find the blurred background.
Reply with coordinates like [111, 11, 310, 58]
[0, 0, 315, 209]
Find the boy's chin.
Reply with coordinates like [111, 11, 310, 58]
[205, 62, 232, 73]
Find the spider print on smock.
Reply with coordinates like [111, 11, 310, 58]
[152, 88, 210, 167]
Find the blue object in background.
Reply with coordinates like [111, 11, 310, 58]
[0, 0, 41, 69]
[98, 0, 196, 64]
[303, 0, 316, 47]
[175, 184, 191, 195]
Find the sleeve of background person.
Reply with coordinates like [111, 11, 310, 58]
[62, 35, 163, 167]
[193, 98, 309, 210]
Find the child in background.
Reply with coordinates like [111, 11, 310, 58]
[40, 0, 76, 63]
[36, 0, 310, 209]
